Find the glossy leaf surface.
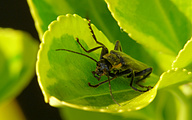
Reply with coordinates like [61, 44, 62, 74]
[37, 14, 158, 112]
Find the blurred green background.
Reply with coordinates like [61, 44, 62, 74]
[1, 0, 191, 120]
[0, 0, 62, 119]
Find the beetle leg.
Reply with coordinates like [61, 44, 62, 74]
[135, 68, 153, 90]
[88, 75, 120, 106]
[88, 76, 117, 88]
[76, 38, 108, 60]
[87, 20, 109, 59]
[134, 68, 152, 84]
[114, 40, 122, 52]
[76, 38, 103, 53]
[88, 20, 106, 47]
[92, 71, 101, 81]
[135, 80, 153, 91]
[116, 69, 132, 77]
[130, 70, 150, 92]
[108, 75, 121, 106]
[110, 69, 151, 92]
[135, 67, 152, 78]
[130, 70, 138, 91]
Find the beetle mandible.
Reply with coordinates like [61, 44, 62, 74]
[56, 20, 153, 106]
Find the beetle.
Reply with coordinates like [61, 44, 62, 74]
[56, 20, 153, 106]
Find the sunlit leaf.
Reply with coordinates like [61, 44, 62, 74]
[170, 0, 192, 23]
[159, 68, 192, 89]
[37, 14, 159, 112]
[27, 0, 160, 76]
[105, 0, 192, 55]
[158, 37, 192, 89]
[172, 37, 192, 70]
[27, 0, 125, 43]
[60, 107, 149, 120]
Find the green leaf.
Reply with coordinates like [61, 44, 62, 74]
[158, 68, 192, 89]
[60, 106, 150, 120]
[60, 107, 125, 120]
[28, 0, 161, 76]
[0, 100, 25, 120]
[0, 28, 38, 104]
[170, 88, 192, 120]
[105, 0, 192, 55]
[170, 0, 192, 23]
[37, 14, 159, 112]
[60, 90, 183, 120]
[158, 37, 192, 89]
[27, 0, 123, 42]
[172, 37, 192, 70]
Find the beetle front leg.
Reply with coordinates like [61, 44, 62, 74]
[88, 20, 106, 47]
[92, 71, 101, 81]
[88, 76, 117, 88]
[76, 38, 103, 53]
[76, 38, 108, 60]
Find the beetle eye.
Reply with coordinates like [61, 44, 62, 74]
[96, 62, 100, 67]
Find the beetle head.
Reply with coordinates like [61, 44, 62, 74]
[92, 59, 111, 80]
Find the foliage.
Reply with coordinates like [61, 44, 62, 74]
[0, 28, 38, 105]
[0, 28, 38, 119]
[0, 0, 189, 119]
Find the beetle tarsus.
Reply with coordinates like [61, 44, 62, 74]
[92, 71, 101, 80]
[88, 82, 99, 88]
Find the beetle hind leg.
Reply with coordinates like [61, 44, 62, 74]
[135, 67, 153, 91]
[130, 68, 153, 92]
[130, 71, 146, 92]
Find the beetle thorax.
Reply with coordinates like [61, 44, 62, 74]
[103, 53, 121, 67]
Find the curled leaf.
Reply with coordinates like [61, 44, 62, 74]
[37, 14, 158, 112]
[159, 68, 192, 89]
[105, 0, 192, 55]
[172, 37, 192, 70]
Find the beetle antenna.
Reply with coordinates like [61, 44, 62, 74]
[56, 49, 98, 63]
